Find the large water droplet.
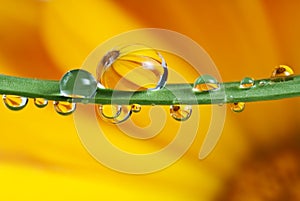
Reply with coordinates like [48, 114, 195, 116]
[96, 104, 132, 124]
[230, 102, 245, 113]
[60, 69, 98, 98]
[270, 65, 294, 81]
[34, 98, 48, 108]
[97, 44, 168, 91]
[170, 105, 192, 121]
[239, 77, 255, 89]
[2, 95, 28, 111]
[193, 75, 220, 92]
[131, 104, 141, 113]
[53, 101, 76, 115]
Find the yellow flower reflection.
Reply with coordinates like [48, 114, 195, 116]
[0, 0, 299, 200]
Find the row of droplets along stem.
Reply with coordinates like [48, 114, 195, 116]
[2, 95, 76, 115]
[232, 64, 294, 113]
[1, 64, 294, 119]
[1, 41, 295, 122]
[1, 94, 194, 123]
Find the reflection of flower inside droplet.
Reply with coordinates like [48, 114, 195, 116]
[239, 77, 255, 89]
[2, 95, 28, 111]
[34, 98, 48, 108]
[97, 44, 168, 91]
[230, 102, 245, 113]
[170, 105, 192, 121]
[53, 101, 76, 115]
[193, 74, 220, 92]
[270, 65, 294, 81]
[131, 104, 141, 113]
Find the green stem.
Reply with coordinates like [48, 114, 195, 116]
[0, 74, 300, 105]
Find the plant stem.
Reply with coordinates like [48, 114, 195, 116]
[0, 74, 300, 105]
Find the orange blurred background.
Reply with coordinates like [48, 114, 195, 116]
[0, 0, 300, 200]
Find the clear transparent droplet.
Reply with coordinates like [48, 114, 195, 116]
[193, 74, 220, 92]
[239, 77, 255, 89]
[34, 98, 48, 108]
[60, 69, 98, 98]
[2, 95, 28, 111]
[170, 105, 192, 121]
[230, 102, 245, 113]
[97, 44, 168, 91]
[96, 104, 132, 124]
[131, 104, 141, 113]
[270, 65, 294, 81]
[97, 105, 122, 119]
[259, 80, 268, 86]
[53, 101, 76, 115]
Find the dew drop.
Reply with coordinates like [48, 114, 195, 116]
[60, 69, 98, 98]
[34, 98, 48, 108]
[2, 95, 28, 111]
[230, 102, 245, 113]
[131, 104, 141, 113]
[96, 104, 132, 124]
[258, 80, 268, 86]
[97, 44, 168, 91]
[53, 101, 76, 115]
[270, 65, 294, 81]
[239, 77, 255, 89]
[97, 105, 122, 119]
[170, 105, 192, 121]
[193, 74, 220, 92]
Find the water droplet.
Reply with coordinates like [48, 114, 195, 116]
[34, 98, 48, 108]
[96, 105, 132, 124]
[230, 102, 245, 113]
[97, 44, 168, 91]
[170, 105, 192, 121]
[131, 104, 141, 113]
[270, 65, 294, 81]
[97, 105, 122, 119]
[239, 77, 255, 89]
[193, 75, 220, 92]
[53, 101, 76, 115]
[2, 95, 28, 111]
[258, 80, 267, 86]
[60, 69, 98, 98]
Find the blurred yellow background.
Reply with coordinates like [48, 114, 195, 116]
[0, 0, 300, 200]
